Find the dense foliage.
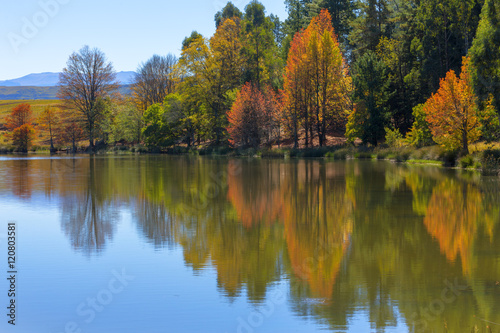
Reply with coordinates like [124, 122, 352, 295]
[3, 0, 499, 153]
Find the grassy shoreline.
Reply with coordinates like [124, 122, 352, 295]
[1, 143, 499, 173]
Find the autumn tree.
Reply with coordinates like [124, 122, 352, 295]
[178, 32, 210, 145]
[423, 57, 480, 154]
[228, 83, 263, 147]
[261, 86, 282, 146]
[58, 46, 118, 152]
[61, 122, 85, 153]
[12, 125, 36, 153]
[228, 83, 279, 147]
[283, 28, 307, 148]
[5, 103, 33, 130]
[307, 10, 352, 146]
[178, 18, 243, 145]
[283, 9, 352, 148]
[6, 103, 35, 153]
[132, 54, 178, 112]
[210, 17, 245, 144]
[38, 106, 60, 152]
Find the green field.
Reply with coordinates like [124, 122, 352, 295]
[0, 86, 59, 100]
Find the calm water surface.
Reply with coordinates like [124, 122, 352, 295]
[0, 156, 499, 333]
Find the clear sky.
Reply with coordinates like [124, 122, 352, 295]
[0, 0, 287, 81]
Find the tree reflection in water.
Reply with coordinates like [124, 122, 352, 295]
[60, 158, 118, 256]
[1, 156, 500, 332]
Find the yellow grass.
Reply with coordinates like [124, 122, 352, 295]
[470, 141, 500, 153]
[0, 100, 67, 147]
[0, 100, 64, 122]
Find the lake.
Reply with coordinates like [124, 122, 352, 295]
[0, 156, 499, 333]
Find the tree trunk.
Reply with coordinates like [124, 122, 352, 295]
[462, 129, 469, 155]
[49, 136, 55, 153]
[89, 121, 95, 153]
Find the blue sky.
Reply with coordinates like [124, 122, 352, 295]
[0, 0, 287, 80]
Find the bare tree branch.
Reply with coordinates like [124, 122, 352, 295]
[58, 46, 118, 152]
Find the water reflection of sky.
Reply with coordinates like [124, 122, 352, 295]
[1, 198, 399, 333]
[0, 156, 498, 332]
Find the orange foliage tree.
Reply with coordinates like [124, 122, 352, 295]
[12, 125, 36, 153]
[227, 82, 280, 147]
[5, 103, 33, 130]
[5, 103, 35, 152]
[423, 57, 481, 154]
[283, 9, 352, 148]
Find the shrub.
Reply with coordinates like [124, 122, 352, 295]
[385, 127, 404, 148]
[405, 104, 434, 147]
[481, 149, 500, 174]
[326, 148, 351, 160]
[459, 155, 475, 168]
[354, 152, 373, 159]
[395, 150, 411, 162]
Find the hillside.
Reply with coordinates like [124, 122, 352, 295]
[0, 86, 59, 100]
[0, 85, 132, 100]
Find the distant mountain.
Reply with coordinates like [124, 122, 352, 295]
[116, 72, 136, 85]
[0, 71, 136, 87]
[0, 73, 60, 87]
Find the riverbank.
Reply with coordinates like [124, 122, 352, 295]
[2, 142, 500, 173]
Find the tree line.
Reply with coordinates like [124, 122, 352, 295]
[4, 0, 500, 155]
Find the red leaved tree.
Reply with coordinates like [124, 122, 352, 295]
[6, 103, 35, 152]
[5, 103, 33, 130]
[227, 83, 280, 147]
[12, 125, 36, 153]
[61, 122, 85, 153]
